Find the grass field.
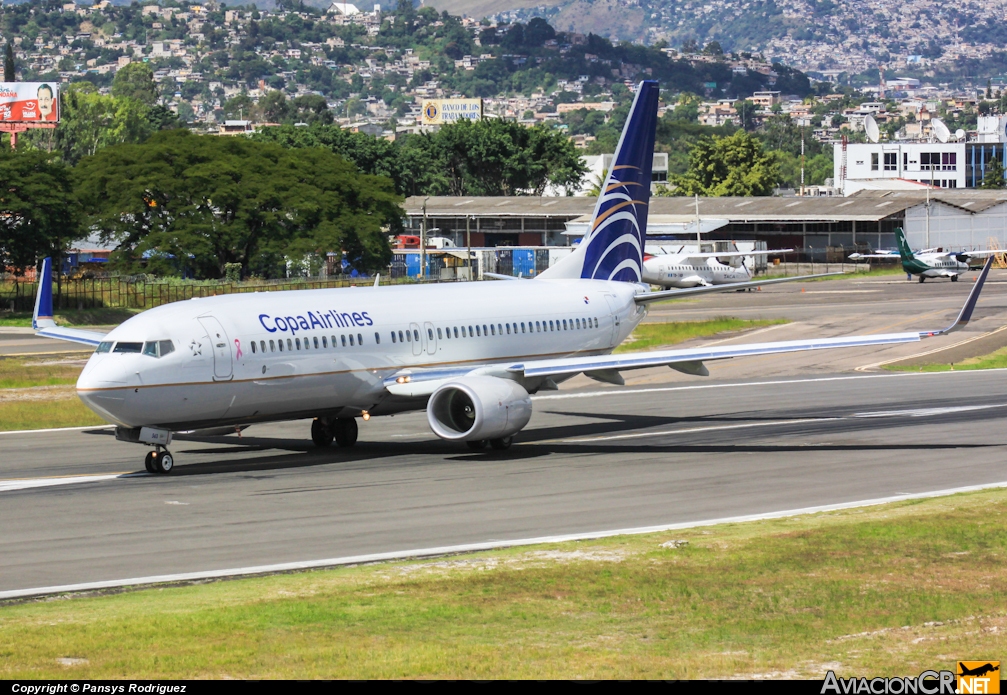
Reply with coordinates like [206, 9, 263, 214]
[0, 398, 106, 431]
[0, 356, 103, 430]
[884, 345, 1007, 373]
[3, 488, 1007, 678]
[615, 318, 787, 353]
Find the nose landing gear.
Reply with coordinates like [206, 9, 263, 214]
[144, 448, 174, 475]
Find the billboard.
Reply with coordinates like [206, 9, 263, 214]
[0, 83, 60, 124]
[421, 98, 482, 125]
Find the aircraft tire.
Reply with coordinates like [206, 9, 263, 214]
[144, 451, 156, 473]
[466, 440, 488, 450]
[153, 451, 174, 475]
[334, 418, 358, 447]
[489, 436, 513, 450]
[311, 418, 333, 448]
[919, 276, 926, 283]
[951, 275, 958, 282]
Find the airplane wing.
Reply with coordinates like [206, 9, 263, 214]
[848, 253, 900, 259]
[35, 326, 107, 347]
[386, 256, 992, 397]
[635, 272, 843, 303]
[680, 249, 793, 259]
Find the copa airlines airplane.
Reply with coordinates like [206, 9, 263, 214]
[851, 228, 995, 283]
[31, 81, 994, 474]
[641, 247, 792, 288]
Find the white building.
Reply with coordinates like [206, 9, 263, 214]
[545, 153, 669, 196]
[834, 142, 967, 195]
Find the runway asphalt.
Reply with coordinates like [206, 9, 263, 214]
[3, 271, 1007, 596]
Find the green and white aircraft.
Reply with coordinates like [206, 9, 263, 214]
[853, 228, 996, 283]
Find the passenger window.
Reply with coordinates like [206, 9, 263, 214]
[358, 333, 363, 345]
[562, 320, 567, 330]
[142, 341, 158, 357]
[476, 326, 481, 337]
[391, 332, 397, 343]
[413, 329, 419, 341]
[437, 327, 443, 339]
[498, 324, 503, 334]
[453, 327, 459, 338]
[349, 335, 355, 346]
[490, 325, 495, 336]
[576, 319, 580, 329]
[269, 340, 275, 352]
[428, 328, 434, 340]
[96, 341, 113, 353]
[375, 332, 380, 344]
[520, 323, 525, 333]
[296, 338, 301, 350]
[322, 336, 327, 348]
[278, 340, 284, 352]
[405, 330, 411, 342]
[251, 342, 257, 354]
[399, 330, 404, 343]
[482, 325, 488, 336]
[287, 339, 293, 351]
[341, 335, 347, 347]
[330, 336, 336, 347]
[594, 318, 599, 328]
[506, 324, 511, 334]
[313, 337, 319, 349]
[469, 325, 474, 336]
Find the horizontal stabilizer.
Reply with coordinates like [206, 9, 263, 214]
[35, 326, 107, 347]
[635, 272, 843, 304]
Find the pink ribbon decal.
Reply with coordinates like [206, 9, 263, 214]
[234, 339, 243, 359]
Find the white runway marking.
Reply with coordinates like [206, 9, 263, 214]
[558, 418, 838, 443]
[854, 404, 1007, 419]
[533, 369, 1005, 402]
[5, 479, 1007, 600]
[0, 473, 131, 493]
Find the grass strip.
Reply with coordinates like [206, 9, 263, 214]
[0, 399, 106, 431]
[884, 345, 1007, 373]
[0, 356, 88, 389]
[3, 488, 1007, 678]
[615, 318, 788, 353]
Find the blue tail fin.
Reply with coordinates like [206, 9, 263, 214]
[539, 80, 659, 282]
[32, 257, 55, 329]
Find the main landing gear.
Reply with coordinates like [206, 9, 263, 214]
[312, 417, 358, 448]
[144, 448, 174, 475]
[951, 275, 959, 282]
[466, 436, 514, 451]
[919, 275, 926, 283]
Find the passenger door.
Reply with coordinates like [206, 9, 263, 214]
[197, 316, 233, 380]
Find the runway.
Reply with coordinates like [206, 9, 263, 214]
[4, 273, 1007, 597]
[2, 368, 1007, 596]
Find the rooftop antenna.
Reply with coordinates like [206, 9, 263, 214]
[932, 117, 951, 143]
[865, 113, 880, 143]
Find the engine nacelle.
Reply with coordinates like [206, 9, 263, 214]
[427, 376, 533, 441]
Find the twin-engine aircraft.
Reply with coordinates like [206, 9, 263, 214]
[32, 80, 994, 473]
[851, 228, 996, 283]
[641, 247, 792, 288]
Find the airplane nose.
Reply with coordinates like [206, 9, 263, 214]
[76, 356, 132, 427]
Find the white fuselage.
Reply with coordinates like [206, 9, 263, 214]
[916, 254, 970, 278]
[76, 279, 646, 430]
[641, 255, 751, 288]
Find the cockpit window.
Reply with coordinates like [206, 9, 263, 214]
[141, 340, 176, 357]
[96, 341, 112, 353]
[113, 342, 143, 353]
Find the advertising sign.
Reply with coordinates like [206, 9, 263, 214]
[421, 98, 482, 125]
[0, 82, 60, 124]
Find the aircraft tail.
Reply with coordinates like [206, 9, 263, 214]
[894, 227, 915, 263]
[32, 257, 56, 330]
[539, 80, 659, 282]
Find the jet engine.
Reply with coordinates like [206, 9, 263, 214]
[427, 376, 532, 442]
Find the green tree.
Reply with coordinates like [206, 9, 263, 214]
[672, 130, 779, 196]
[0, 148, 79, 278]
[3, 43, 14, 82]
[111, 62, 158, 106]
[981, 157, 1005, 189]
[667, 93, 701, 124]
[73, 131, 401, 278]
[46, 84, 153, 165]
[258, 90, 290, 123]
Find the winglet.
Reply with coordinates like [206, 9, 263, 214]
[32, 257, 56, 330]
[920, 255, 993, 338]
[373, 273, 380, 288]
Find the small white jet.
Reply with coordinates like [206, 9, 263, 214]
[641, 247, 793, 288]
[30, 81, 994, 473]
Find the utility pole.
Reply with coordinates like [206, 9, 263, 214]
[420, 196, 428, 280]
[800, 137, 805, 196]
[694, 194, 701, 250]
[466, 214, 472, 281]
